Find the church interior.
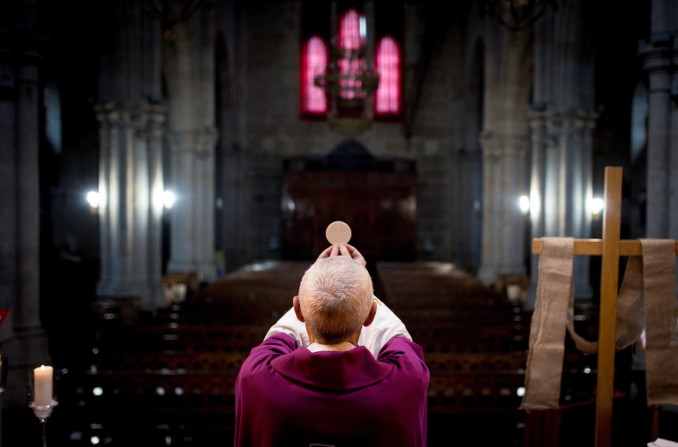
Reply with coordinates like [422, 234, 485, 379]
[1, 0, 677, 445]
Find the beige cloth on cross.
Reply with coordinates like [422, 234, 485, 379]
[520, 238, 575, 410]
[520, 237, 678, 410]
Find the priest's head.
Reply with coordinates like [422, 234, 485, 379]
[293, 256, 376, 345]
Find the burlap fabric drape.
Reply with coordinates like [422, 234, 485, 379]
[520, 238, 678, 410]
[520, 238, 575, 410]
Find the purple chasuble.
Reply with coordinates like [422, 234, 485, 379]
[235, 333, 429, 447]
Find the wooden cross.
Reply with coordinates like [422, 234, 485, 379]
[532, 166, 678, 447]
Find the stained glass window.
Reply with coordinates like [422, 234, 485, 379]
[375, 36, 401, 116]
[300, 35, 328, 115]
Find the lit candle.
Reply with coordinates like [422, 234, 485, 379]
[33, 365, 53, 407]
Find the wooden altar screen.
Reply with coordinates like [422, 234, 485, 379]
[281, 148, 416, 262]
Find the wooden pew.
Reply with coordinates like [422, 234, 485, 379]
[61, 370, 236, 447]
[427, 371, 527, 447]
[426, 352, 527, 373]
[88, 351, 248, 374]
[410, 324, 528, 352]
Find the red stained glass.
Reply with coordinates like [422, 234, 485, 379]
[375, 36, 401, 115]
[301, 35, 328, 114]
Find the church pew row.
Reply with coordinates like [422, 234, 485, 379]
[192, 286, 298, 306]
[380, 279, 505, 298]
[376, 261, 505, 292]
[83, 350, 564, 376]
[61, 341, 595, 445]
[426, 370, 599, 446]
[100, 323, 270, 354]
[58, 369, 551, 447]
[101, 302, 536, 336]
[87, 351, 248, 374]
[58, 371, 236, 447]
[428, 371, 525, 413]
[426, 352, 527, 373]
[150, 297, 297, 327]
[426, 352, 597, 377]
[396, 307, 531, 323]
[79, 316, 534, 371]
[58, 367, 598, 447]
[64, 360, 596, 416]
[425, 371, 528, 446]
[83, 342, 596, 379]
[193, 261, 308, 305]
[388, 293, 512, 309]
[135, 308, 533, 335]
[373, 327, 531, 354]
[400, 317, 530, 335]
[121, 326, 527, 356]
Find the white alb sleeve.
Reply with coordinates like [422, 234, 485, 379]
[264, 307, 310, 347]
[358, 297, 411, 357]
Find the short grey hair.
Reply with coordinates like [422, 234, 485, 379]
[298, 256, 373, 345]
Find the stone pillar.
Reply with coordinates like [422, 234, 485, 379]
[167, 129, 218, 281]
[96, 103, 167, 310]
[477, 21, 533, 285]
[641, 44, 677, 238]
[526, 0, 597, 306]
[478, 133, 530, 283]
[528, 109, 597, 303]
[95, 0, 166, 310]
[642, 0, 678, 298]
[0, 6, 50, 426]
[14, 60, 43, 337]
[164, 2, 218, 282]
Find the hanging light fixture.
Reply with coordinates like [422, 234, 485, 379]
[314, 38, 380, 109]
[314, 9, 380, 134]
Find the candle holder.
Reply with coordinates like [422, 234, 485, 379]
[28, 367, 60, 447]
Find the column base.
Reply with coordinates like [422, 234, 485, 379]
[167, 259, 217, 284]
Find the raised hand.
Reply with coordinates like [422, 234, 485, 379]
[316, 243, 367, 267]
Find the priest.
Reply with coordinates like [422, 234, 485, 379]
[235, 243, 429, 446]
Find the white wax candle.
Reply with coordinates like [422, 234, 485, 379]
[33, 365, 53, 407]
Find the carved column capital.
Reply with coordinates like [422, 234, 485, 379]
[641, 45, 674, 74]
[529, 107, 598, 130]
[95, 102, 167, 131]
[640, 45, 676, 100]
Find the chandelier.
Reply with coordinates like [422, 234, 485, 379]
[314, 36, 380, 133]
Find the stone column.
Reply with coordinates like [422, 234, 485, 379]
[15, 60, 43, 337]
[641, 46, 676, 239]
[96, 103, 167, 310]
[478, 133, 530, 283]
[167, 129, 219, 281]
[528, 109, 597, 303]
[164, 2, 218, 282]
[526, 0, 597, 306]
[10, 57, 51, 369]
[95, 1, 166, 310]
[640, 0, 678, 294]
[0, 10, 50, 423]
[477, 21, 533, 285]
